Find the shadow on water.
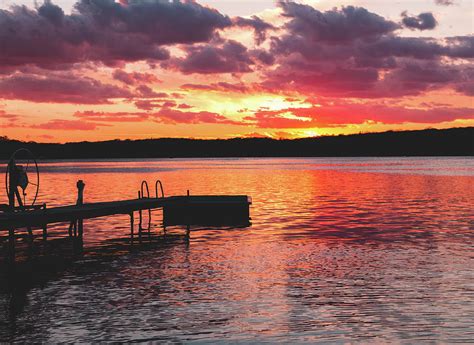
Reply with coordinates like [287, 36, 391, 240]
[0, 230, 190, 327]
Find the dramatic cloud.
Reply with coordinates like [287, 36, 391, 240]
[1, 0, 472, 139]
[401, 12, 437, 31]
[278, 1, 399, 43]
[262, 2, 474, 98]
[0, 74, 132, 103]
[233, 16, 275, 45]
[0, 0, 231, 69]
[169, 40, 254, 74]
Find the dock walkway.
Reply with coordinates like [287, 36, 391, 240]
[0, 195, 251, 230]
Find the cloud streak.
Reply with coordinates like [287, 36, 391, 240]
[0, 73, 132, 103]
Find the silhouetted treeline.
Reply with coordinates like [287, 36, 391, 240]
[1, 127, 473, 159]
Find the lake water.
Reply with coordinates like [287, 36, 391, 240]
[1, 157, 473, 342]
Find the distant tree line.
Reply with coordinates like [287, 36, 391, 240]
[0, 127, 473, 159]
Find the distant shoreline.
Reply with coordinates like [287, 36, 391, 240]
[1, 127, 473, 159]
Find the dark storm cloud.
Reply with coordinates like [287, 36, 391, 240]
[259, 1, 474, 98]
[0, 0, 231, 69]
[169, 40, 254, 74]
[233, 15, 275, 45]
[278, 1, 399, 43]
[401, 11, 437, 31]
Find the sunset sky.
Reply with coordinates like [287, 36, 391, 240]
[0, 0, 473, 142]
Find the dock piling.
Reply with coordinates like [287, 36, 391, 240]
[27, 226, 33, 244]
[42, 224, 47, 240]
[130, 212, 134, 243]
[76, 180, 84, 242]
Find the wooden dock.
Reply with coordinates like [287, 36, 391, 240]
[0, 195, 251, 230]
[1, 146, 254, 264]
[0, 177, 251, 262]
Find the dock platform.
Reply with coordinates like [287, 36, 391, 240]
[0, 195, 251, 230]
[1, 175, 251, 262]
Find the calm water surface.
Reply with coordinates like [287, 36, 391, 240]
[1, 157, 473, 342]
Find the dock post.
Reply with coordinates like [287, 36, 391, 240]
[68, 221, 74, 237]
[186, 190, 190, 237]
[138, 191, 142, 243]
[130, 212, 134, 244]
[27, 226, 34, 245]
[42, 224, 47, 240]
[77, 180, 85, 241]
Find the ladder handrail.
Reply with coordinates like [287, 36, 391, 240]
[138, 180, 151, 233]
[155, 180, 164, 198]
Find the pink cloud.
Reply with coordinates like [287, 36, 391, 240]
[30, 119, 109, 131]
[154, 108, 243, 125]
[246, 102, 474, 128]
[260, 2, 474, 98]
[70, 109, 244, 126]
[0, 74, 132, 104]
[181, 82, 250, 93]
[0, 110, 20, 121]
[167, 40, 254, 74]
[134, 98, 178, 110]
[112, 70, 161, 85]
[74, 111, 149, 122]
[135, 85, 169, 98]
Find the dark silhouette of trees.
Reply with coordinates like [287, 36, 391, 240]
[0, 127, 472, 159]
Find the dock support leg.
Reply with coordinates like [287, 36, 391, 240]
[42, 224, 47, 240]
[130, 212, 134, 244]
[68, 221, 74, 237]
[74, 180, 85, 252]
[77, 219, 84, 252]
[27, 226, 34, 245]
[138, 210, 142, 244]
[78, 219, 83, 240]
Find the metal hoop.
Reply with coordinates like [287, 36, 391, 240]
[5, 148, 40, 208]
[155, 179, 164, 198]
